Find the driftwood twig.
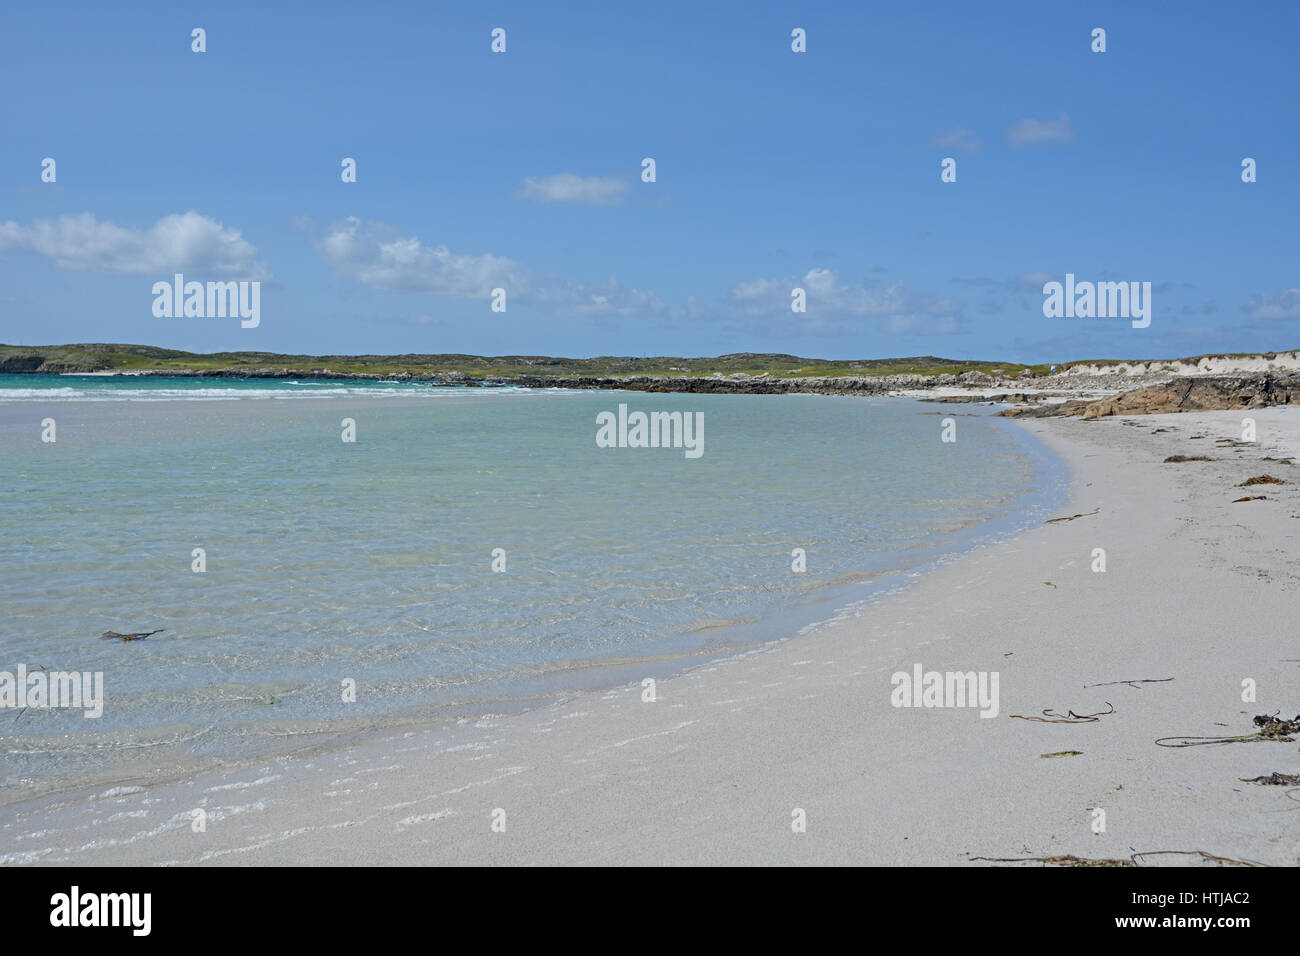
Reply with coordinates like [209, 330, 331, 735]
[1045, 508, 1100, 524]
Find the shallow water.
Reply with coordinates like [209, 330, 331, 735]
[0, 378, 1065, 798]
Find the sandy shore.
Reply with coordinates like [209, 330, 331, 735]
[3, 408, 1298, 866]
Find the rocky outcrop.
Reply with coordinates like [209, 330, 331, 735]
[1000, 373, 1300, 418]
[0, 354, 46, 373]
[495, 372, 1035, 396]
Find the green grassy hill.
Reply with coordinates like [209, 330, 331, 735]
[0, 343, 1049, 380]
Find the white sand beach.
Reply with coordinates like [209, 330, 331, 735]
[3, 408, 1298, 866]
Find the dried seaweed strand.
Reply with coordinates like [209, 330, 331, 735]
[1156, 733, 1266, 748]
[970, 854, 1133, 867]
[1131, 850, 1264, 867]
[1239, 772, 1300, 786]
[972, 849, 1264, 867]
[1045, 508, 1101, 524]
[1156, 712, 1299, 747]
[1011, 702, 1115, 724]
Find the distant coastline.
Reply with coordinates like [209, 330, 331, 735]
[3, 343, 1300, 400]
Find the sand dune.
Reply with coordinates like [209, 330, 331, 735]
[1061, 351, 1300, 378]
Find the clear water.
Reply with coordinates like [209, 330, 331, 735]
[0, 375, 1065, 799]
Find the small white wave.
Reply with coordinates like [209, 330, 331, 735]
[0, 384, 578, 402]
[97, 785, 146, 799]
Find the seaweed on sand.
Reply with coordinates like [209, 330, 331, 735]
[1254, 713, 1300, 739]
[1011, 703, 1115, 724]
[1156, 712, 1300, 747]
[971, 850, 1263, 867]
[99, 629, 164, 642]
[1239, 772, 1300, 786]
[1045, 508, 1100, 524]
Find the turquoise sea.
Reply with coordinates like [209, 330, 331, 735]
[0, 374, 1066, 799]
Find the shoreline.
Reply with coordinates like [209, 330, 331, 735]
[5, 368, 1296, 424]
[8, 366, 1111, 400]
[0, 396, 1064, 817]
[3, 408, 1298, 865]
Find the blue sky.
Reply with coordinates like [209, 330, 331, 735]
[1, 0, 1296, 363]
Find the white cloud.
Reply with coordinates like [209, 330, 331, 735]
[1245, 289, 1300, 320]
[730, 276, 788, 304]
[517, 173, 628, 206]
[311, 216, 520, 298]
[930, 127, 982, 153]
[1004, 112, 1074, 147]
[953, 271, 1057, 291]
[0, 211, 270, 278]
[306, 217, 664, 316]
[729, 268, 963, 335]
[1015, 270, 1055, 290]
[529, 275, 665, 316]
